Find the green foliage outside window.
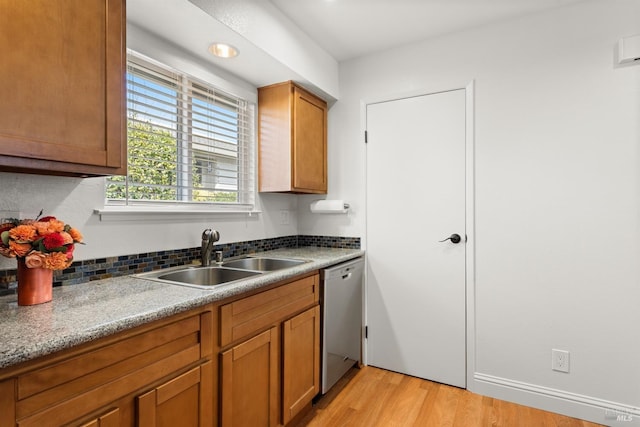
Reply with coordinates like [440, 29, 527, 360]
[106, 120, 178, 201]
[106, 119, 240, 203]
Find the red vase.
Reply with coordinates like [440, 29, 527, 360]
[17, 258, 53, 306]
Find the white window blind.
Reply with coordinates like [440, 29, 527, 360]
[106, 52, 255, 208]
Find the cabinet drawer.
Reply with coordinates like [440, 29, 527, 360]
[220, 274, 319, 347]
[16, 311, 211, 424]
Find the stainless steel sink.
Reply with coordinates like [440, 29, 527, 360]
[222, 257, 309, 271]
[135, 265, 262, 289]
[134, 256, 309, 290]
[158, 267, 261, 287]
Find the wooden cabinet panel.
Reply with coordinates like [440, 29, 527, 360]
[220, 328, 278, 427]
[0, 273, 323, 427]
[282, 305, 321, 424]
[219, 274, 321, 426]
[16, 314, 202, 419]
[257, 82, 292, 192]
[8, 308, 212, 427]
[0, 0, 126, 176]
[292, 88, 327, 192]
[0, 379, 15, 427]
[17, 349, 201, 427]
[138, 362, 213, 427]
[79, 408, 120, 427]
[258, 81, 327, 194]
[220, 274, 319, 347]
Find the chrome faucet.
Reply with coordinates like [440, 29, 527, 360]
[201, 229, 220, 267]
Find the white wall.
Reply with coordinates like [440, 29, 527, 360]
[298, 0, 640, 423]
[0, 171, 298, 270]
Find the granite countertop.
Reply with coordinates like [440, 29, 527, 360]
[0, 247, 364, 371]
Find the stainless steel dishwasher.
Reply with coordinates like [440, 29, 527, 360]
[320, 257, 364, 394]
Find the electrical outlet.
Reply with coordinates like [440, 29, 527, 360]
[552, 349, 570, 373]
[279, 210, 290, 225]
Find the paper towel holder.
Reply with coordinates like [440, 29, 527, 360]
[310, 199, 350, 214]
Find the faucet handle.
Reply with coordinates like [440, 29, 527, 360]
[202, 229, 212, 240]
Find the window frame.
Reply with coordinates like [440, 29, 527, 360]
[104, 51, 257, 212]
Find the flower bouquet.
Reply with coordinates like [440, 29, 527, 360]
[0, 211, 83, 305]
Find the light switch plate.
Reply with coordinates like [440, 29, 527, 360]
[279, 210, 290, 225]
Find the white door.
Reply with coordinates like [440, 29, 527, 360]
[366, 89, 467, 388]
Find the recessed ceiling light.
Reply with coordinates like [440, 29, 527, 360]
[208, 43, 239, 58]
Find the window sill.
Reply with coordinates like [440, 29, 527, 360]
[94, 206, 262, 222]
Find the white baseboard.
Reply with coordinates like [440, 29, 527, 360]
[472, 372, 640, 427]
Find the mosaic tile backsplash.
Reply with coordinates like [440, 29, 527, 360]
[0, 235, 360, 294]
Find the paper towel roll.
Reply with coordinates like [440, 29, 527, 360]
[310, 200, 349, 214]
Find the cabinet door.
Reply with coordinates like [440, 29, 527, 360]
[78, 408, 120, 427]
[0, 378, 15, 427]
[282, 305, 321, 425]
[138, 362, 213, 427]
[292, 87, 327, 193]
[220, 328, 278, 427]
[0, 0, 125, 175]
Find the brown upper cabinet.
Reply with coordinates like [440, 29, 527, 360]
[0, 0, 126, 177]
[258, 81, 327, 194]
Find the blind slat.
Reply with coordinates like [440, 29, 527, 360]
[107, 51, 255, 206]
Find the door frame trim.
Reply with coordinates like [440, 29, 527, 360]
[361, 80, 476, 390]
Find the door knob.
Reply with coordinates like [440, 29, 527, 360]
[439, 233, 462, 244]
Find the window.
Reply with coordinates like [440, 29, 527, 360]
[106, 52, 255, 208]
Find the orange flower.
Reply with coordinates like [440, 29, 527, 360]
[9, 241, 32, 257]
[9, 224, 36, 242]
[68, 228, 83, 243]
[43, 252, 71, 270]
[0, 213, 83, 270]
[33, 219, 65, 236]
[32, 221, 51, 236]
[49, 219, 65, 233]
[25, 251, 46, 268]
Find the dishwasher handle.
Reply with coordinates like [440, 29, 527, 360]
[322, 257, 364, 281]
[341, 266, 355, 280]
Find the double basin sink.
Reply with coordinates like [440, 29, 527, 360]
[135, 256, 310, 290]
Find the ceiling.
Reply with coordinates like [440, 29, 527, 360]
[127, 0, 590, 98]
[269, 0, 588, 61]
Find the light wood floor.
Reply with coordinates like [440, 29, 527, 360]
[296, 366, 604, 427]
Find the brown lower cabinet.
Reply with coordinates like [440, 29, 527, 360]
[0, 272, 320, 427]
[0, 307, 214, 427]
[78, 408, 120, 427]
[219, 273, 321, 427]
[220, 328, 279, 427]
[138, 362, 213, 426]
[282, 305, 321, 425]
